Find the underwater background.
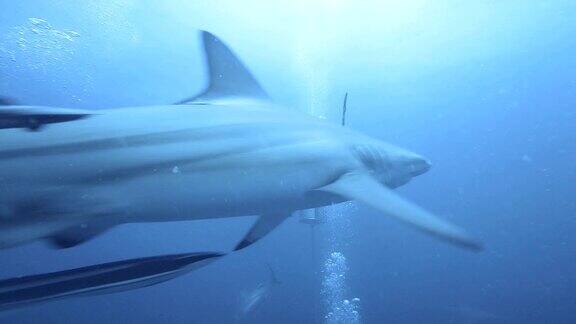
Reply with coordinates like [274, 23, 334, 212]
[1, 1, 575, 323]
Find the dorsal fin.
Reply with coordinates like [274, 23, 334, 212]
[177, 31, 270, 105]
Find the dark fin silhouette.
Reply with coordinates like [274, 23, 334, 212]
[0, 106, 92, 131]
[235, 212, 290, 251]
[0, 252, 224, 311]
[341, 92, 348, 126]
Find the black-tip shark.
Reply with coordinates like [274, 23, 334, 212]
[0, 31, 482, 251]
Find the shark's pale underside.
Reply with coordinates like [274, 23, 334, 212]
[0, 31, 481, 251]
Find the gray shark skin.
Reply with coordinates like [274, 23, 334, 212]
[0, 31, 481, 251]
[0, 252, 222, 312]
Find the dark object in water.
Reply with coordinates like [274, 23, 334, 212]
[0, 106, 92, 131]
[341, 92, 348, 126]
[0, 252, 223, 311]
[0, 97, 92, 131]
[0, 97, 19, 106]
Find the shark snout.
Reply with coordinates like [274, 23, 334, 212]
[410, 156, 432, 176]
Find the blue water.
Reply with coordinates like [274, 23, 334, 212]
[1, 1, 575, 323]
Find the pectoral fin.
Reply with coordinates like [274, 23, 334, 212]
[317, 172, 482, 251]
[235, 212, 291, 251]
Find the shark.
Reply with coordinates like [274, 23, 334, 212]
[237, 263, 281, 322]
[0, 30, 481, 251]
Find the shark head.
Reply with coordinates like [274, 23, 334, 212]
[352, 140, 432, 189]
[182, 30, 480, 251]
[384, 145, 432, 188]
